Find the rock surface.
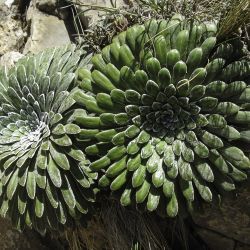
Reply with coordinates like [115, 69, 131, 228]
[0, 51, 24, 68]
[192, 182, 250, 248]
[36, 0, 57, 15]
[73, 0, 129, 28]
[195, 227, 235, 250]
[0, 4, 26, 56]
[23, 8, 71, 54]
[0, 218, 49, 250]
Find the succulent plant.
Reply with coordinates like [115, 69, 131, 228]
[0, 44, 97, 233]
[74, 15, 250, 217]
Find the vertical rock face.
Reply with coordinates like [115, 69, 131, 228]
[0, 51, 24, 67]
[23, 8, 71, 54]
[73, 0, 129, 28]
[0, 218, 49, 250]
[195, 227, 236, 250]
[35, 0, 57, 15]
[192, 182, 250, 248]
[0, 4, 26, 56]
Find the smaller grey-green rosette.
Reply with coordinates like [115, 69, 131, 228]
[0, 45, 97, 233]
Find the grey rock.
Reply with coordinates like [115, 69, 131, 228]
[0, 51, 24, 68]
[235, 242, 250, 250]
[0, 218, 48, 250]
[23, 8, 71, 54]
[36, 0, 57, 15]
[73, 0, 129, 28]
[192, 182, 250, 245]
[2, 0, 20, 8]
[195, 227, 235, 250]
[0, 4, 26, 55]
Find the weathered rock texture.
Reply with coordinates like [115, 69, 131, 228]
[23, 7, 70, 54]
[0, 4, 26, 56]
[73, 0, 129, 28]
[193, 182, 250, 249]
[36, 0, 57, 15]
[0, 51, 24, 67]
[195, 227, 236, 250]
[0, 218, 49, 250]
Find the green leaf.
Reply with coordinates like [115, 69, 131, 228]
[146, 58, 161, 78]
[189, 85, 205, 101]
[163, 146, 175, 167]
[152, 166, 165, 188]
[209, 149, 229, 174]
[163, 178, 174, 197]
[147, 188, 160, 211]
[106, 156, 127, 178]
[220, 147, 245, 162]
[215, 102, 239, 115]
[139, 142, 153, 159]
[199, 130, 223, 149]
[146, 151, 160, 173]
[120, 187, 132, 206]
[207, 114, 227, 128]
[132, 164, 146, 188]
[90, 156, 111, 171]
[65, 147, 85, 162]
[36, 168, 47, 189]
[127, 154, 141, 171]
[61, 175, 76, 209]
[18, 188, 26, 215]
[51, 134, 72, 147]
[92, 70, 116, 93]
[125, 125, 140, 138]
[205, 80, 226, 97]
[110, 169, 128, 191]
[45, 180, 59, 208]
[112, 131, 126, 145]
[47, 154, 62, 188]
[7, 168, 19, 200]
[35, 193, 44, 218]
[198, 97, 218, 111]
[158, 68, 171, 89]
[136, 179, 150, 203]
[95, 129, 117, 142]
[195, 161, 214, 182]
[166, 193, 178, 217]
[192, 171, 212, 202]
[107, 146, 126, 161]
[114, 113, 129, 125]
[125, 90, 141, 104]
[179, 179, 194, 201]
[178, 157, 193, 181]
[26, 170, 36, 199]
[50, 143, 70, 170]
[146, 80, 159, 96]
[172, 140, 183, 156]
[96, 93, 115, 110]
[64, 124, 81, 134]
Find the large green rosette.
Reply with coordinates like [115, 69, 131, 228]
[74, 15, 250, 217]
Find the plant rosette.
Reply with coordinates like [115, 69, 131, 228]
[0, 45, 97, 233]
[74, 14, 250, 217]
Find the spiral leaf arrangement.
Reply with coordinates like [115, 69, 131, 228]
[0, 45, 97, 233]
[75, 15, 250, 217]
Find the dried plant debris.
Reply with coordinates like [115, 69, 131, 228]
[63, 0, 249, 52]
